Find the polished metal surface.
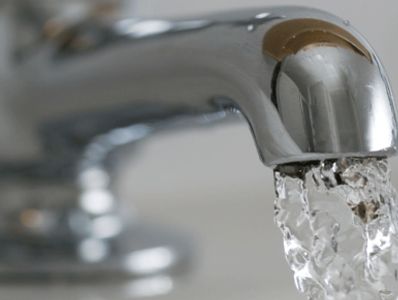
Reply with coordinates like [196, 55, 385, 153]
[0, 1, 396, 279]
[1, 5, 396, 166]
[276, 46, 396, 155]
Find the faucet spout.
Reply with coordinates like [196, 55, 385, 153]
[4, 5, 397, 167]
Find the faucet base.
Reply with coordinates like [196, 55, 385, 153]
[0, 176, 191, 279]
[0, 222, 191, 279]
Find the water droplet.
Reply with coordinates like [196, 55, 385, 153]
[343, 19, 350, 26]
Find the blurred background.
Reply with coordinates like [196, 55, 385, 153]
[2, 0, 398, 299]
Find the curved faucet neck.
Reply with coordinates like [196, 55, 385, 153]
[2, 5, 397, 167]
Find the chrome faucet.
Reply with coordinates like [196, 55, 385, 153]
[0, 1, 396, 278]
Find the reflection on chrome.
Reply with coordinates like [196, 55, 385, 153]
[78, 168, 110, 189]
[19, 208, 57, 234]
[115, 20, 174, 38]
[78, 238, 110, 263]
[125, 247, 177, 275]
[91, 215, 123, 239]
[255, 12, 271, 20]
[79, 189, 115, 215]
[124, 276, 174, 298]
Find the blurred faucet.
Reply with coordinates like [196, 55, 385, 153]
[0, 1, 396, 278]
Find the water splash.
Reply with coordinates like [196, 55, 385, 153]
[274, 158, 398, 300]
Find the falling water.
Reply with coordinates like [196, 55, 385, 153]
[274, 158, 398, 300]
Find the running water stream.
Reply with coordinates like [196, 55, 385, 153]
[274, 158, 398, 300]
